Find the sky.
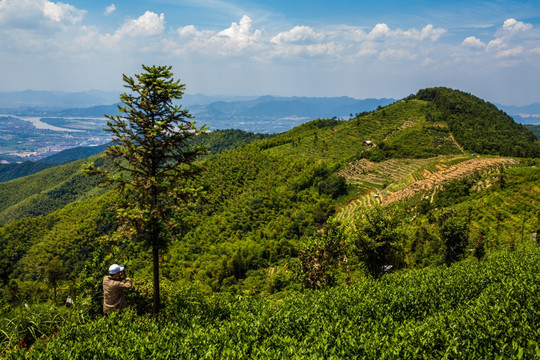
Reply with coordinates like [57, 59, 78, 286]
[1, 0, 539, 105]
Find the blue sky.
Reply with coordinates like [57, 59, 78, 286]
[1, 0, 539, 105]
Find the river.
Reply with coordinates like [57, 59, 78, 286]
[0, 115, 81, 132]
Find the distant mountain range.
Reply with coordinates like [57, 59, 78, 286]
[1, 91, 538, 132]
[496, 103, 540, 125]
[0, 90, 256, 109]
[0, 91, 396, 133]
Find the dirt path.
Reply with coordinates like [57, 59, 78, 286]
[449, 132, 466, 155]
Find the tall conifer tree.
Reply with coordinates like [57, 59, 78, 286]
[86, 65, 207, 314]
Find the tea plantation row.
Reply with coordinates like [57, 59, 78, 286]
[4, 248, 540, 359]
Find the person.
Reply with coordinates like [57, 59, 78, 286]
[103, 264, 132, 315]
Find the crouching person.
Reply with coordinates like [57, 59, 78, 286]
[103, 264, 132, 315]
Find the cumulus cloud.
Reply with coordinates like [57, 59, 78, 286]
[271, 26, 324, 45]
[404, 24, 446, 41]
[369, 23, 390, 38]
[379, 49, 417, 61]
[501, 18, 532, 34]
[0, 2, 536, 94]
[43, 1, 83, 23]
[104, 4, 115, 16]
[459, 18, 536, 62]
[178, 25, 202, 37]
[462, 36, 486, 49]
[213, 15, 261, 50]
[0, 0, 85, 28]
[96, 10, 166, 54]
[116, 11, 164, 37]
[354, 48, 378, 58]
[485, 18, 533, 57]
[172, 15, 263, 56]
[364, 23, 445, 41]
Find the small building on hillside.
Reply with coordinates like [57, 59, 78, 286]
[363, 140, 373, 147]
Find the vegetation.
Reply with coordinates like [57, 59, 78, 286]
[0, 156, 111, 225]
[411, 87, 540, 157]
[0, 85, 539, 356]
[0, 162, 55, 183]
[524, 124, 540, 139]
[192, 129, 272, 155]
[2, 249, 540, 358]
[85, 65, 208, 313]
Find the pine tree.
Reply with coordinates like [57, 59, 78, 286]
[85, 65, 207, 314]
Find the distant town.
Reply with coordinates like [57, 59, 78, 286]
[0, 115, 110, 162]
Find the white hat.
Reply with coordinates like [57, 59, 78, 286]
[108, 264, 125, 275]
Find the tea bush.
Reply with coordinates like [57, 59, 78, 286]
[5, 249, 540, 359]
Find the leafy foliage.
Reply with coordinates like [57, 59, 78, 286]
[192, 129, 271, 155]
[4, 249, 540, 358]
[350, 205, 406, 277]
[413, 87, 540, 157]
[298, 220, 348, 288]
[0, 162, 55, 183]
[0, 155, 111, 225]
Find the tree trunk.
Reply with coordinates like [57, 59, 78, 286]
[153, 245, 160, 314]
[151, 179, 160, 315]
[151, 234, 161, 315]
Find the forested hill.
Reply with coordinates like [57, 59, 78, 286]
[0, 129, 271, 224]
[0, 130, 270, 184]
[411, 87, 539, 157]
[0, 145, 108, 183]
[0, 87, 538, 289]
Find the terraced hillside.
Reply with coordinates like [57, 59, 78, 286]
[335, 155, 518, 223]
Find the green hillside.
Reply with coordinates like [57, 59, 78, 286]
[0, 156, 110, 226]
[0, 87, 537, 286]
[1, 87, 539, 356]
[411, 87, 540, 157]
[524, 124, 540, 139]
[0, 161, 55, 183]
[0, 129, 270, 225]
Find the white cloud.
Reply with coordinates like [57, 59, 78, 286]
[104, 4, 115, 16]
[106, 11, 165, 42]
[213, 15, 261, 51]
[496, 46, 524, 58]
[501, 18, 532, 34]
[116, 11, 164, 37]
[0, 3, 537, 104]
[486, 37, 504, 51]
[172, 15, 263, 56]
[365, 23, 445, 41]
[379, 49, 417, 61]
[178, 25, 199, 37]
[355, 48, 378, 58]
[462, 36, 485, 49]
[0, 0, 85, 28]
[271, 26, 324, 45]
[404, 24, 446, 41]
[43, 1, 83, 23]
[459, 18, 537, 62]
[369, 23, 390, 38]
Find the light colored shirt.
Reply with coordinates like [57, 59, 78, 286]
[103, 276, 132, 314]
